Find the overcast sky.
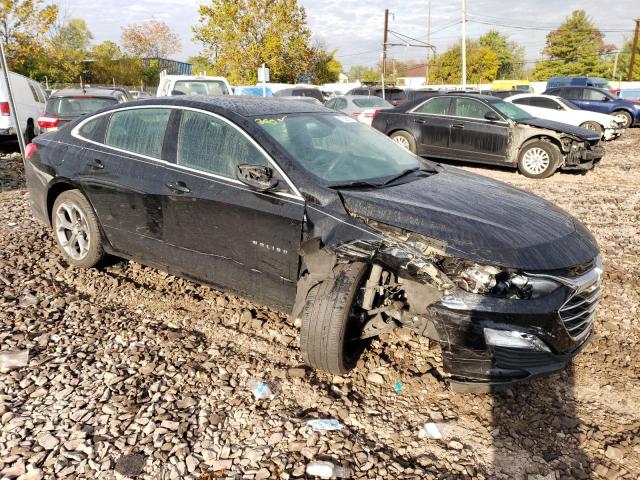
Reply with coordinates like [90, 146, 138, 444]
[61, 0, 636, 70]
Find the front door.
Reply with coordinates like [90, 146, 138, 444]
[447, 97, 509, 163]
[161, 109, 305, 309]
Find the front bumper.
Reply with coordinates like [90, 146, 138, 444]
[603, 127, 623, 141]
[421, 263, 601, 390]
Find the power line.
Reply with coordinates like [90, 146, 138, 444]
[468, 13, 632, 32]
[467, 16, 633, 33]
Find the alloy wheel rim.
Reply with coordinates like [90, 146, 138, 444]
[393, 136, 410, 150]
[583, 123, 598, 132]
[613, 113, 629, 127]
[522, 147, 550, 175]
[55, 202, 90, 261]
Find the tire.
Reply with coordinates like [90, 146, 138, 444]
[390, 130, 417, 153]
[517, 140, 561, 179]
[300, 262, 370, 375]
[612, 110, 632, 128]
[51, 190, 104, 268]
[579, 121, 603, 135]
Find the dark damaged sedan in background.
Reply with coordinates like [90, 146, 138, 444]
[24, 97, 602, 390]
[372, 93, 605, 179]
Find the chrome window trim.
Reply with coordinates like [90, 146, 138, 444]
[70, 104, 304, 201]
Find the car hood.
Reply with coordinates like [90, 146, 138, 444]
[517, 117, 601, 141]
[339, 167, 598, 271]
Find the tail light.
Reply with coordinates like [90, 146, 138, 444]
[0, 102, 9, 116]
[25, 143, 37, 160]
[37, 116, 59, 129]
[363, 109, 381, 120]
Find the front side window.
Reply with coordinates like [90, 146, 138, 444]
[512, 98, 530, 106]
[177, 110, 267, 178]
[583, 89, 610, 101]
[255, 113, 424, 185]
[453, 98, 492, 119]
[415, 97, 451, 115]
[105, 108, 171, 159]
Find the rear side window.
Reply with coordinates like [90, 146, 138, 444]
[415, 97, 451, 115]
[353, 97, 390, 108]
[528, 97, 561, 110]
[105, 108, 171, 159]
[176, 110, 267, 178]
[78, 117, 105, 142]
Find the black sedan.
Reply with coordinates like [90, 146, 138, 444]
[24, 96, 602, 390]
[372, 93, 604, 179]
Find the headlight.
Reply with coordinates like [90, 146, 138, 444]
[440, 258, 560, 299]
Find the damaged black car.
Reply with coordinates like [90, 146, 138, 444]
[372, 93, 605, 179]
[24, 96, 603, 391]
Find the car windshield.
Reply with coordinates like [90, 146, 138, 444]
[45, 97, 117, 116]
[491, 100, 534, 121]
[254, 113, 430, 186]
[353, 97, 392, 108]
[173, 80, 229, 96]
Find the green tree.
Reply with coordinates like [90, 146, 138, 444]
[616, 38, 640, 81]
[533, 10, 614, 79]
[479, 30, 525, 79]
[40, 18, 93, 83]
[347, 65, 380, 83]
[193, 0, 312, 84]
[0, 0, 58, 75]
[307, 44, 342, 84]
[87, 41, 144, 86]
[430, 41, 500, 84]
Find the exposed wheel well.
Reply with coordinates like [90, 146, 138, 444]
[519, 135, 563, 153]
[46, 182, 76, 224]
[388, 128, 413, 137]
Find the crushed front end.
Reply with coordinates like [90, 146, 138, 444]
[560, 137, 605, 171]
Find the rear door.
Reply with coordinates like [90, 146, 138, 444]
[409, 96, 453, 157]
[447, 97, 509, 163]
[75, 107, 174, 263]
[161, 108, 305, 309]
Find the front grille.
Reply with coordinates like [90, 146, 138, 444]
[494, 347, 554, 371]
[559, 271, 601, 340]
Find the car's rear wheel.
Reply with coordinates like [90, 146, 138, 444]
[300, 262, 370, 375]
[390, 130, 417, 153]
[517, 140, 560, 179]
[579, 121, 603, 135]
[52, 190, 104, 268]
[612, 110, 632, 128]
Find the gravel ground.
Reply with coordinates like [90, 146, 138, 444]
[1, 131, 639, 480]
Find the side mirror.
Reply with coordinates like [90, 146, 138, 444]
[236, 164, 279, 192]
[484, 111, 501, 121]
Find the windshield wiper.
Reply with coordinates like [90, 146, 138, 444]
[328, 180, 383, 189]
[378, 167, 434, 186]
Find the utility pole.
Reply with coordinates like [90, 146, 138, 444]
[382, 8, 389, 100]
[461, 0, 467, 87]
[425, 0, 431, 84]
[628, 18, 640, 81]
[612, 52, 619, 81]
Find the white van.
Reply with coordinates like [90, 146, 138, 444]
[156, 74, 232, 97]
[0, 72, 47, 143]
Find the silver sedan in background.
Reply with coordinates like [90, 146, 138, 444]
[325, 95, 393, 125]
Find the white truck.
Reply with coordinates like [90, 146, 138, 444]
[0, 71, 47, 143]
[156, 73, 232, 97]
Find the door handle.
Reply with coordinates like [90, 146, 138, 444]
[166, 181, 190, 194]
[88, 158, 104, 170]
[413, 118, 428, 124]
[451, 123, 465, 129]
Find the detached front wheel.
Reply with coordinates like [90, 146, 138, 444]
[517, 140, 560, 179]
[300, 262, 369, 375]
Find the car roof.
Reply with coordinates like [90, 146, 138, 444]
[508, 93, 562, 101]
[50, 88, 123, 98]
[118, 95, 331, 116]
